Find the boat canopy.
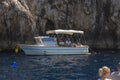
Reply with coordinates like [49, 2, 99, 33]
[46, 29, 84, 35]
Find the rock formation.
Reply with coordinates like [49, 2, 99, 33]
[0, 0, 120, 50]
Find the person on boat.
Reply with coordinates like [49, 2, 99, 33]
[65, 39, 72, 47]
[110, 62, 120, 80]
[98, 66, 112, 80]
[59, 40, 65, 46]
[71, 42, 82, 47]
[71, 43, 77, 47]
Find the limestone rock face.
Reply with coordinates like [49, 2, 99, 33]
[0, 0, 120, 49]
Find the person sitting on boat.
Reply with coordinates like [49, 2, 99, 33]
[71, 43, 77, 47]
[71, 42, 83, 47]
[65, 39, 72, 47]
[59, 40, 65, 46]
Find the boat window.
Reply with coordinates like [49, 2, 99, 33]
[42, 37, 57, 46]
[42, 38, 56, 42]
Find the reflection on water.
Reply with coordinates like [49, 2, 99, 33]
[0, 52, 120, 80]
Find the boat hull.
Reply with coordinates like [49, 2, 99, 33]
[19, 45, 90, 55]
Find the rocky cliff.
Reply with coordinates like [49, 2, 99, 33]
[0, 0, 120, 50]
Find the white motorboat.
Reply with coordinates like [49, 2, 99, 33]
[19, 29, 90, 55]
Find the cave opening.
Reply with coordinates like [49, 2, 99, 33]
[45, 19, 55, 31]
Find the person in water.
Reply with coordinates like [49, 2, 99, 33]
[98, 66, 112, 80]
[110, 62, 120, 80]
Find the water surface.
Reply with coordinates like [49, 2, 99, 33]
[0, 51, 120, 80]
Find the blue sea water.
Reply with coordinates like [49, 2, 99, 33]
[0, 51, 120, 80]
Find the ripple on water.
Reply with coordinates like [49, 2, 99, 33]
[0, 52, 120, 80]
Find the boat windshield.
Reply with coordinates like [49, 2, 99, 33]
[42, 37, 57, 46]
